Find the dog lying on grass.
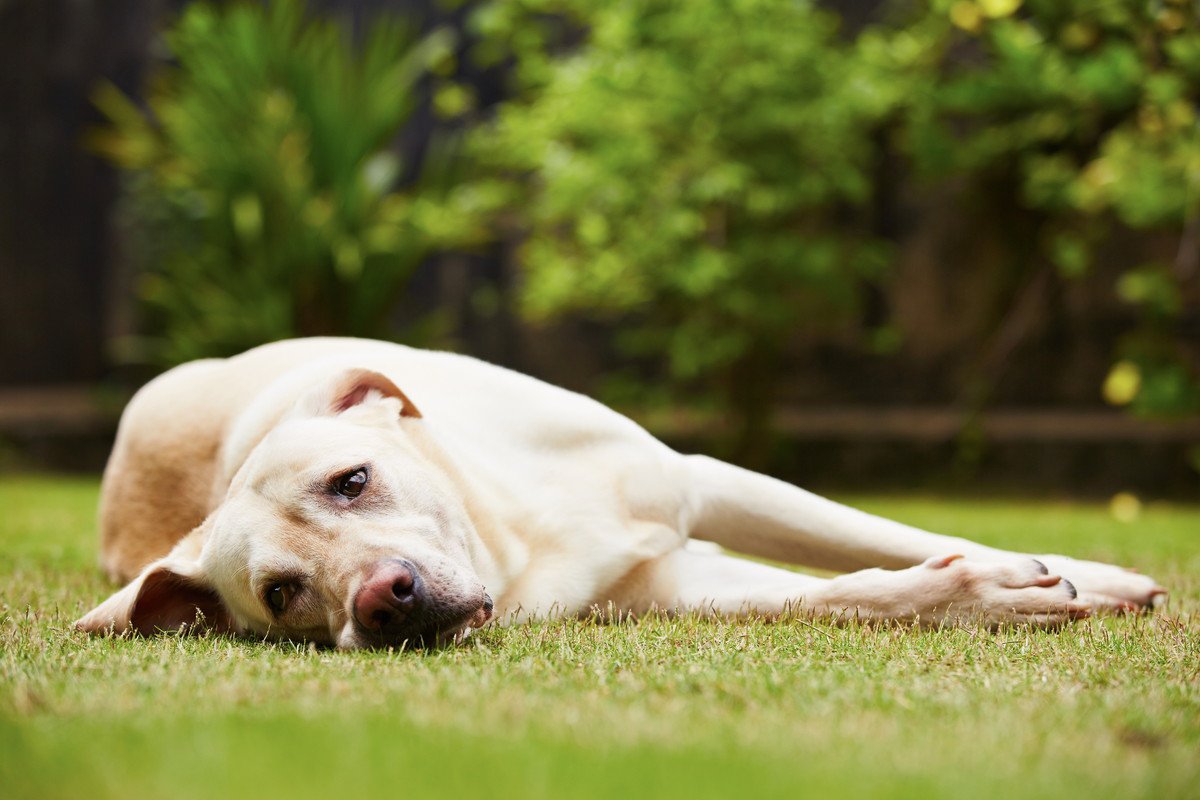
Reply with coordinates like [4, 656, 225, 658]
[76, 338, 1166, 648]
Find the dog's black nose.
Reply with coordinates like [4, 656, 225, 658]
[353, 559, 424, 633]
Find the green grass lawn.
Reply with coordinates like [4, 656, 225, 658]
[2, 476, 1198, 799]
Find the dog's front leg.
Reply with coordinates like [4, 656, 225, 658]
[682, 454, 1007, 571]
[640, 549, 1089, 628]
[681, 455, 1166, 611]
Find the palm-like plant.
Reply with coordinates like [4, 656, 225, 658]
[92, 0, 477, 363]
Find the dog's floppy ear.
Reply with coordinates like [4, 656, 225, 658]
[295, 367, 422, 420]
[74, 551, 233, 637]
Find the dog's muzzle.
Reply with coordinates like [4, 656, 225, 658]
[351, 559, 491, 648]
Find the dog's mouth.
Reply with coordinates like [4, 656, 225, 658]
[356, 592, 493, 650]
[424, 594, 495, 648]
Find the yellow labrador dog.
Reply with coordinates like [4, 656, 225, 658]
[76, 338, 1166, 648]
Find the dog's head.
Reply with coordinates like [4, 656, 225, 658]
[75, 368, 493, 649]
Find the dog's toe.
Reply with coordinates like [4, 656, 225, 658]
[1035, 555, 1166, 614]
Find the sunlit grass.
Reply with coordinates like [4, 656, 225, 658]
[1, 477, 1198, 799]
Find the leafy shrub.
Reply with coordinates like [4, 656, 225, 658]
[96, 0, 1198, 440]
[91, 0, 481, 364]
[466, 0, 896, 457]
[465, 0, 1198, 436]
[879, 0, 1200, 417]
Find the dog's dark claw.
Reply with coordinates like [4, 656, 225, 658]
[1032, 559, 1049, 575]
[1061, 578, 1077, 599]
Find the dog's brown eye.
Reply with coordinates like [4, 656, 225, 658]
[266, 582, 296, 614]
[334, 468, 368, 498]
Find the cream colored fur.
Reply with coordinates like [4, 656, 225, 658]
[76, 338, 1166, 648]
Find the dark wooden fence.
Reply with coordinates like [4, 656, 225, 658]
[0, 1, 160, 386]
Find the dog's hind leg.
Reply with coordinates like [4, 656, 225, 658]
[680, 454, 1166, 611]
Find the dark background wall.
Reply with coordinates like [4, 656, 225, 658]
[0, 1, 160, 385]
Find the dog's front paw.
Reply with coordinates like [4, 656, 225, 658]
[919, 555, 1090, 627]
[1033, 555, 1166, 613]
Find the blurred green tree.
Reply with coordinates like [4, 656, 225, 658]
[464, 0, 1198, 447]
[879, 0, 1200, 417]
[466, 0, 897, 460]
[90, 0, 483, 364]
[92, 0, 1198, 455]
